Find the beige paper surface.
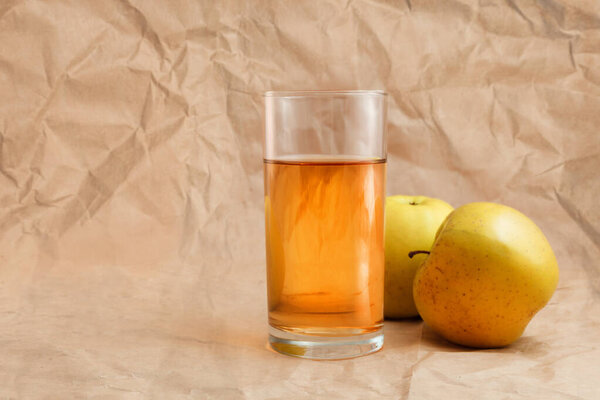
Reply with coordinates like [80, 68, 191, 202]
[0, 0, 599, 398]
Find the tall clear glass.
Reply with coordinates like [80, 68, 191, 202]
[263, 90, 387, 359]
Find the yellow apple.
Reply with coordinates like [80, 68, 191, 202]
[413, 202, 559, 348]
[384, 195, 454, 318]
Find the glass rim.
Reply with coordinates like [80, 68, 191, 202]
[264, 90, 387, 98]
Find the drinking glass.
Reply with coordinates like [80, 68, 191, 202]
[264, 90, 387, 359]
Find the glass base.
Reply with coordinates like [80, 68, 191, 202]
[269, 326, 383, 360]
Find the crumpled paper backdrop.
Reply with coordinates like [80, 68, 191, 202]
[0, 0, 599, 398]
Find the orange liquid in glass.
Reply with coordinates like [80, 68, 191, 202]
[264, 157, 385, 336]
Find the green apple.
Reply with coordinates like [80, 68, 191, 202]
[413, 202, 559, 348]
[384, 195, 454, 318]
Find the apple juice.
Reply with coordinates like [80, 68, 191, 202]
[264, 156, 385, 336]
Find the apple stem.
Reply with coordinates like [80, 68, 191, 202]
[408, 250, 430, 259]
